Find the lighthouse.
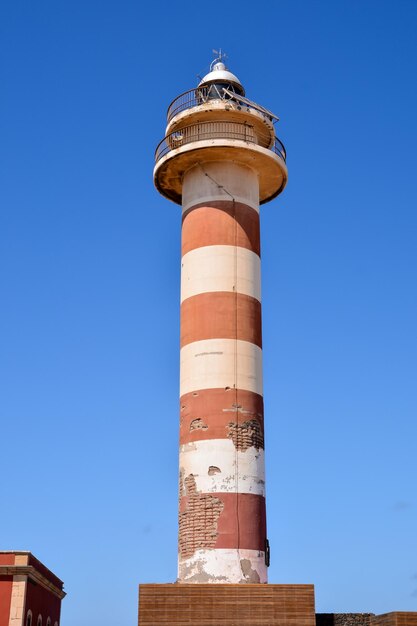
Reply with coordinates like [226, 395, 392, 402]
[154, 54, 287, 585]
[139, 53, 315, 624]
[139, 54, 417, 626]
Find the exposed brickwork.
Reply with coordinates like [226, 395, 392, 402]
[189, 418, 208, 432]
[179, 475, 224, 558]
[228, 418, 264, 451]
[178, 468, 185, 499]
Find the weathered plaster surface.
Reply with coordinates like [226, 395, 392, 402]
[179, 439, 265, 495]
[182, 161, 259, 214]
[178, 548, 267, 584]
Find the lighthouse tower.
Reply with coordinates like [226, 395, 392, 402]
[141, 53, 417, 626]
[154, 55, 287, 585]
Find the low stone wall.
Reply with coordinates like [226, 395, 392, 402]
[317, 614, 375, 626]
[317, 614, 417, 626]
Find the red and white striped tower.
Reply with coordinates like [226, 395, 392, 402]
[154, 56, 287, 584]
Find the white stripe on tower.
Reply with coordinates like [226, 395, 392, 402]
[178, 161, 267, 584]
[180, 338, 263, 397]
[180, 439, 265, 495]
[182, 161, 260, 214]
[181, 245, 261, 303]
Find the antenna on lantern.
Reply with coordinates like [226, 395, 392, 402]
[211, 48, 227, 70]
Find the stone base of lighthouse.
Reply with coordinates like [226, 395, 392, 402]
[138, 584, 417, 626]
[138, 583, 316, 625]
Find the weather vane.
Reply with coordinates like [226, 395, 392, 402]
[211, 48, 227, 69]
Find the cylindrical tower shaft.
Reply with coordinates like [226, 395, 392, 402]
[179, 161, 266, 583]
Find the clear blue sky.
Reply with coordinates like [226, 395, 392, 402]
[1, 1, 416, 624]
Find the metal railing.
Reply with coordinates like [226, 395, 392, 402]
[167, 86, 233, 122]
[273, 137, 286, 161]
[155, 120, 286, 163]
[166, 85, 278, 124]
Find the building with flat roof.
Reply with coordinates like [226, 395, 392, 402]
[0, 552, 65, 626]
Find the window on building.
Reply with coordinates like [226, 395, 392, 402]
[26, 611, 32, 626]
[37, 616, 42, 626]
[46, 619, 51, 626]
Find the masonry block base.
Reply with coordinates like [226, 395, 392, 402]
[138, 583, 316, 626]
[317, 614, 417, 626]
[372, 615, 417, 626]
